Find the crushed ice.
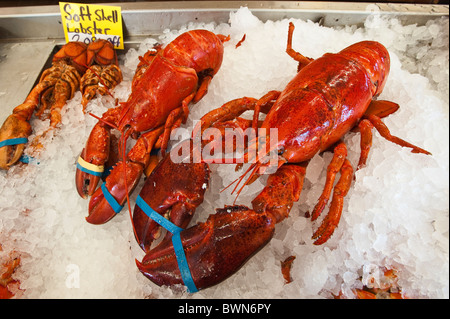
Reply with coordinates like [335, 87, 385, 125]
[0, 7, 448, 298]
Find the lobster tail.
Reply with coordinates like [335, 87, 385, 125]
[339, 41, 390, 97]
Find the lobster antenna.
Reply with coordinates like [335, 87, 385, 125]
[232, 162, 261, 204]
[88, 112, 119, 130]
[230, 162, 256, 194]
[221, 128, 262, 196]
[120, 129, 139, 241]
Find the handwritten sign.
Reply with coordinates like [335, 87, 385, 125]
[59, 2, 124, 49]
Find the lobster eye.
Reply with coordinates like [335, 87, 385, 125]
[277, 146, 285, 155]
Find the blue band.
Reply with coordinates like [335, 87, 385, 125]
[136, 195, 183, 234]
[172, 231, 198, 293]
[0, 138, 38, 165]
[101, 182, 124, 214]
[0, 137, 28, 148]
[76, 162, 104, 177]
[136, 195, 198, 293]
[19, 154, 39, 164]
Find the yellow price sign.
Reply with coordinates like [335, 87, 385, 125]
[59, 2, 124, 49]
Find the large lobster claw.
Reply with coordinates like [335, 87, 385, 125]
[86, 160, 143, 224]
[136, 205, 275, 290]
[133, 140, 210, 252]
[75, 123, 111, 198]
[0, 113, 32, 170]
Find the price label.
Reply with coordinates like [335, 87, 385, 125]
[59, 2, 124, 49]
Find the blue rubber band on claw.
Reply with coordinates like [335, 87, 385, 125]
[76, 162, 104, 176]
[101, 182, 124, 214]
[77, 156, 104, 177]
[0, 137, 28, 148]
[136, 195, 198, 293]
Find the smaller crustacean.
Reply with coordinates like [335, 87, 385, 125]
[0, 39, 121, 170]
[0, 61, 81, 169]
[80, 64, 123, 110]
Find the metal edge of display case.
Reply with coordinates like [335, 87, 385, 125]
[0, 1, 448, 122]
[0, 1, 448, 42]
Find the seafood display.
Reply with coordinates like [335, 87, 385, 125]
[0, 7, 448, 299]
[0, 40, 122, 170]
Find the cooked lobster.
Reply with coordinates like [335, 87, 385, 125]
[0, 39, 121, 170]
[133, 22, 430, 291]
[75, 29, 228, 225]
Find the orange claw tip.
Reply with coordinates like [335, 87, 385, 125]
[0, 143, 26, 170]
[75, 168, 101, 199]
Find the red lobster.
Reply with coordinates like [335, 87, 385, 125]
[75, 30, 228, 225]
[133, 23, 430, 291]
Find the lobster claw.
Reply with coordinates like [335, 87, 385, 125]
[0, 113, 32, 170]
[136, 205, 275, 290]
[133, 140, 210, 252]
[75, 122, 112, 198]
[86, 161, 143, 224]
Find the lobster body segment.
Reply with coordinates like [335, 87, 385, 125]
[261, 41, 389, 164]
[118, 55, 198, 132]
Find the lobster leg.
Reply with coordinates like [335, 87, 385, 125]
[197, 94, 276, 164]
[358, 99, 414, 170]
[251, 90, 281, 131]
[193, 75, 212, 103]
[366, 114, 431, 155]
[311, 142, 348, 221]
[312, 159, 354, 245]
[197, 97, 258, 137]
[286, 22, 314, 72]
[357, 119, 373, 170]
[158, 92, 195, 155]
